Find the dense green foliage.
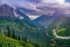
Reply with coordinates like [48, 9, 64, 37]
[57, 28, 70, 36]
[46, 16, 70, 47]
[0, 19, 53, 47]
[0, 15, 70, 47]
[0, 33, 35, 47]
[0, 19, 44, 47]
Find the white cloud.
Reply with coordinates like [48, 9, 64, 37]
[34, 0, 70, 15]
[0, 0, 70, 16]
[0, 0, 8, 5]
[28, 15, 40, 20]
[42, 0, 65, 4]
[19, 16, 24, 19]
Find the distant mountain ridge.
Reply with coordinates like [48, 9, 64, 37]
[33, 14, 57, 28]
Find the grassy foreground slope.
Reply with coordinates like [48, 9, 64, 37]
[0, 33, 35, 47]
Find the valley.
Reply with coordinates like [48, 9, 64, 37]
[0, 3, 70, 47]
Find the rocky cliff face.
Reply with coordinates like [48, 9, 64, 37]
[0, 4, 15, 19]
[0, 4, 31, 20]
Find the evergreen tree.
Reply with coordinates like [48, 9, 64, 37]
[20, 35, 22, 41]
[7, 26, 12, 37]
[17, 35, 21, 40]
[0, 29, 1, 33]
[4, 32, 6, 36]
[22, 37, 27, 43]
[33, 43, 41, 47]
[12, 29, 16, 39]
[22, 36, 24, 41]
[29, 39, 32, 44]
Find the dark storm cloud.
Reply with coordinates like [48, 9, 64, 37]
[25, 0, 41, 3]
[0, 0, 70, 16]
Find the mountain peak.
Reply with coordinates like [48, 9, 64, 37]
[0, 4, 12, 9]
[0, 3, 15, 19]
[2, 4, 8, 6]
